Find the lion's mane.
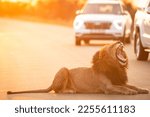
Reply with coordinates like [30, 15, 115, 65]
[92, 48, 128, 85]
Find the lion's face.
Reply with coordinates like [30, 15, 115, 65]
[105, 41, 128, 67]
[92, 41, 128, 85]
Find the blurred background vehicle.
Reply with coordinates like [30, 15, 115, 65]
[133, 0, 150, 61]
[73, 0, 132, 46]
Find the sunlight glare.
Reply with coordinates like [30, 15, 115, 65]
[1, 0, 38, 6]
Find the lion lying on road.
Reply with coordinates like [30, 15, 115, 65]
[7, 42, 149, 95]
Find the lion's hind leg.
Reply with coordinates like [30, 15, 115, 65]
[125, 84, 149, 94]
[51, 67, 76, 94]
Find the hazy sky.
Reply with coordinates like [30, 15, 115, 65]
[0, 0, 149, 7]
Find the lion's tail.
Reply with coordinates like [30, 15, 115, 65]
[7, 86, 52, 95]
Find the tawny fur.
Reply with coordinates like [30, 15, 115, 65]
[7, 42, 149, 95]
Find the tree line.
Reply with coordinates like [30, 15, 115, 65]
[0, 0, 83, 20]
[0, 0, 136, 23]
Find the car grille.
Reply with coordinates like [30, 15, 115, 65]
[84, 22, 112, 29]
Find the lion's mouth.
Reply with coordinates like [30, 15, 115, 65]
[116, 43, 127, 66]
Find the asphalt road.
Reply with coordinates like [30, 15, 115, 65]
[0, 18, 150, 100]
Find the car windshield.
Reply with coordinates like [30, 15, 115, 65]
[82, 3, 122, 15]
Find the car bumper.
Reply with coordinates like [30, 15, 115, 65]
[74, 28, 124, 39]
[75, 32, 123, 40]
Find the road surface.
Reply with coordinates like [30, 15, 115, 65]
[0, 18, 150, 100]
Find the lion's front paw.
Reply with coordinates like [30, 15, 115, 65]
[138, 89, 149, 94]
[123, 90, 138, 95]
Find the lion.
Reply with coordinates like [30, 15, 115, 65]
[7, 41, 149, 95]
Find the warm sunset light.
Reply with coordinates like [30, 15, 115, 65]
[0, 0, 143, 23]
[0, 0, 84, 19]
[0, 0, 150, 105]
[1, 0, 37, 2]
[1, 0, 38, 6]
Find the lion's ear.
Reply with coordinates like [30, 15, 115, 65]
[99, 51, 102, 59]
[99, 50, 105, 59]
[92, 51, 100, 64]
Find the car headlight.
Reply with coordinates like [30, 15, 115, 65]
[73, 20, 84, 29]
[114, 20, 124, 30]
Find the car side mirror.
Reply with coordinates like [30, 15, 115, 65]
[146, 7, 150, 14]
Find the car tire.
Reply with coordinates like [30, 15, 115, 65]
[120, 36, 125, 43]
[125, 35, 131, 44]
[84, 40, 90, 45]
[75, 37, 81, 46]
[134, 31, 149, 61]
[120, 29, 125, 43]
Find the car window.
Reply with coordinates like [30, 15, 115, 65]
[82, 3, 122, 15]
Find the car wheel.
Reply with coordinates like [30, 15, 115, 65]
[84, 40, 90, 45]
[125, 35, 131, 44]
[120, 29, 125, 43]
[120, 37, 125, 44]
[75, 37, 81, 46]
[135, 31, 149, 61]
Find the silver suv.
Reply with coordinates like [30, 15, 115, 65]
[73, 0, 132, 45]
[134, 0, 150, 60]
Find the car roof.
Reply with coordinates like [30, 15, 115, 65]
[87, 0, 121, 4]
